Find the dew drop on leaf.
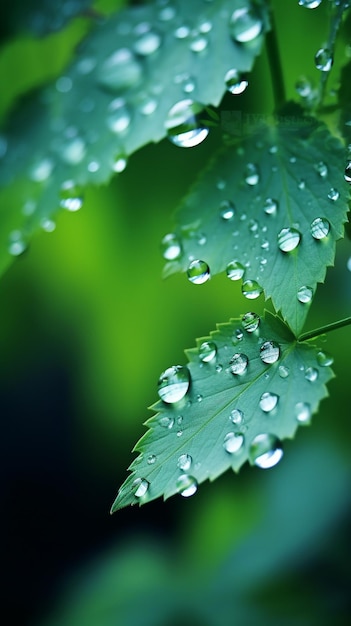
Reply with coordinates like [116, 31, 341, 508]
[147, 454, 157, 465]
[259, 392, 278, 412]
[242, 311, 260, 332]
[229, 7, 262, 43]
[223, 432, 244, 454]
[299, 0, 323, 8]
[249, 433, 283, 469]
[133, 478, 149, 498]
[226, 260, 245, 280]
[112, 154, 128, 173]
[8, 230, 27, 256]
[199, 341, 217, 362]
[277, 227, 301, 252]
[187, 259, 210, 284]
[278, 365, 290, 378]
[297, 285, 313, 303]
[165, 99, 209, 147]
[40, 218, 56, 232]
[224, 69, 248, 94]
[176, 474, 198, 497]
[230, 408, 244, 425]
[133, 30, 162, 56]
[159, 416, 174, 429]
[177, 454, 192, 471]
[98, 48, 142, 91]
[316, 350, 334, 366]
[260, 341, 280, 364]
[107, 98, 131, 134]
[161, 233, 182, 260]
[315, 48, 333, 72]
[310, 217, 330, 239]
[189, 34, 209, 52]
[230, 353, 249, 375]
[295, 401, 311, 423]
[59, 180, 84, 211]
[157, 365, 190, 403]
[29, 157, 54, 182]
[174, 24, 190, 39]
[220, 200, 235, 220]
[295, 76, 313, 98]
[305, 366, 318, 382]
[244, 163, 260, 186]
[344, 162, 351, 183]
[241, 279, 262, 299]
[328, 187, 339, 201]
[314, 161, 328, 178]
[264, 197, 278, 215]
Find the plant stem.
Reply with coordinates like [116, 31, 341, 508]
[299, 316, 351, 342]
[317, 0, 349, 108]
[266, 6, 286, 110]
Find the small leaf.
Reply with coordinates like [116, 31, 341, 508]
[0, 0, 269, 277]
[163, 113, 350, 335]
[111, 311, 334, 511]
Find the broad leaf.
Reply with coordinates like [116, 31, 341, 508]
[0, 0, 269, 276]
[111, 311, 334, 511]
[163, 114, 350, 335]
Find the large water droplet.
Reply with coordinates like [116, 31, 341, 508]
[8, 230, 27, 256]
[226, 260, 245, 281]
[176, 474, 198, 497]
[187, 259, 210, 284]
[316, 350, 334, 366]
[344, 162, 351, 183]
[161, 233, 182, 260]
[229, 7, 262, 43]
[242, 279, 262, 299]
[220, 200, 235, 220]
[249, 433, 283, 468]
[223, 432, 244, 454]
[99, 48, 142, 91]
[133, 477, 149, 498]
[305, 366, 318, 382]
[60, 180, 83, 211]
[315, 48, 333, 72]
[177, 454, 192, 471]
[299, 0, 323, 7]
[230, 353, 248, 375]
[278, 227, 301, 252]
[230, 408, 244, 425]
[295, 401, 311, 423]
[158, 365, 190, 403]
[165, 99, 209, 147]
[134, 29, 161, 55]
[199, 341, 217, 362]
[259, 392, 278, 412]
[264, 197, 278, 215]
[260, 341, 280, 364]
[244, 163, 260, 186]
[242, 311, 260, 333]
[225, 69, 248, 94]
[297, 285, 313, 303]
[107, 98, 131, 134]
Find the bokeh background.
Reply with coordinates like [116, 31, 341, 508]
[1, 1, 351, 625]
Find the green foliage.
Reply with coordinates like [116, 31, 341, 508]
[111, 311, 333, 511]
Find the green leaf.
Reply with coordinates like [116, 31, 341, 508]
[0, 0, 269, 277]
[111, 311, 334, 512]
[163, 113, 350, 335]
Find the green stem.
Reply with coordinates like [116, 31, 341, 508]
[299, 316, 351, 342]
[317, 0, 349, 108]
[266, 6, 286, 110]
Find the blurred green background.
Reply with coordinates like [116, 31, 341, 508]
[1, 1, 351, 625]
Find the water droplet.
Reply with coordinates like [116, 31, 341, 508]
[230, 408, 244, 425]
[189, 34, 208, 52]
[278, 365, 289, 378]
[347, 256, 351, 271]
[199, 341, 217, 362]
[165, 99, 209, 147]
[220, 200, 235, 220]
[40, 217, 56, 232]
[174, 73, 196, 94]
[138, 94, 158, 115]
[229, 7, 262, 43]
[174, 24, 190, 39]
[305, 366, 318, 382]
[112, 154, 128, 173]
[8, 230, 27, 256]
[187, 259, 210, 284]
[223, 432, 244, 454]
[316, 350, 334, 366]
[248, 218, 259, 233]
[161, 233, 182, 260]
[107, 98, 131, 134]
[224, 69, 248, 95]
[76, 57, 96, 75]
[242, 312, 260, 333]
[233, 328, 244, 342]
[133, 477, 149, 498]
[299, 0, 323, 7]
[242, 279, 262, 299]
[134, 30, 161, 55]
[260, 341, 280, 364]
[158, 365, 190, 403]
[59, 180, 83, 211]
[226, 260, 245, 281]
[88, 160, 99, 174]
[295, 401, 311, 423]
[176, 474, 198, 497]
[99, 48, 142, 91]
[298, 179, 306, 190]
[328, 187, 339, 201]
[147, 454, 157, 465]
[295, 76, 313, 98]
[244, 163, 260, 186]
[61, 136, 86, 164]
[159, 5, 176, 21]
[230, 353, 248, 375]
[29, 157, 54, 182]
[259, 392, 278, 412]
[215, 364, 223, 373]
[278, 227, 301, 252]
[249, 433, 283, 468]
[159, 416, 174, 429]
[315, 48, 333, 72]
[314, 161, 328, 178]
[344, 162, 351, 183]
[264, 197, 278, 215]
[297, 285, 313, 303]
[177, 454, 192, 471]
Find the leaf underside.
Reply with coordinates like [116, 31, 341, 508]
[0, 0, 269, 276]
[111, 311, 334, 511]
[163, 115, 350, 335]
